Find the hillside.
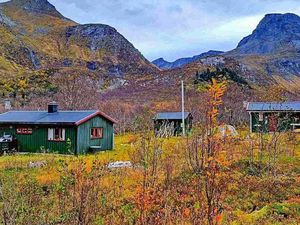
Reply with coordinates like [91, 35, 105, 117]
[0, 1, 298, 116]
[153, 13, 300, 90]
[227, 13, 300, 89]
[0, 0, 158, 102]
[233, 13, 300, 55]
[224, 13, 300, 88]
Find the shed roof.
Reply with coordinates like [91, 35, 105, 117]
[0, 110, 117, 125]
[154, 112, 191, 120]
[246, 102, 300, 112]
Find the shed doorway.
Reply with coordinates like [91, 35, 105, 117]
[268, 114, 278, 132]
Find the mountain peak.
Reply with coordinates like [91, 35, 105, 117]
[235, 13, 300, 55]
[3, 0, 63, 17]
[153, 58, 169, 63]
[263, 13, 299, 19]
[258, 13, 300, 29]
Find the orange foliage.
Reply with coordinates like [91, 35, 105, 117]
[36, 169, 59, 185]
[207, 78, 227, 126]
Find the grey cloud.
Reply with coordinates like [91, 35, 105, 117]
[167, 5, 183, 14]
[124, 8, 144, 16]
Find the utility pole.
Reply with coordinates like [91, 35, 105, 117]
[181, 80, 185, 136]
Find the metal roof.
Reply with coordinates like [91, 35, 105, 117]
[154, 112, 191, 120]
[0, 110, 117, 125]
[246, 102, 300, 112]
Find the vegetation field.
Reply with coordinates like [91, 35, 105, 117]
[0, 131, 299, 225]
[0, 80, 299, 225]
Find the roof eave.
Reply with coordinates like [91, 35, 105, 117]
[153, 112, 191, 120]
[75, 111, 117, 126]
[247, 110, 300, 112]
[153, 117, 190, 120]
[0, 122, 76, 126]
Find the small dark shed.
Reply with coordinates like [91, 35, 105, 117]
[0, 103, 117, 154]
[153, 112, 193, 136]
[246, 102, 300, 133]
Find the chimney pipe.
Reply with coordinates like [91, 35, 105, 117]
[48, 102, 58, 113]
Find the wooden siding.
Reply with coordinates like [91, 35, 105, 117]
[250, 112, 298, 133]
[0, 126, 77, 154]
[76, 116, 114, 154]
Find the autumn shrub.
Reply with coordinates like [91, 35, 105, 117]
[0, 171, 54, 225]
[54, 159, 108, 224]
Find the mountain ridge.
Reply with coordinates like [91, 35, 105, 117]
[152, 50, 224, 69]
[154, 13, 300, 81]
[153, 13, 300, 89]
[232, 13, 300, 55]
[0, 1, 299, 107]
[0, 0, 157, 77]
[1, 0, 65, 18]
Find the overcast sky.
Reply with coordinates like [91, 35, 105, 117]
[2, 0, 300, 61]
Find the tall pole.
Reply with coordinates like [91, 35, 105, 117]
[181, 80, 186, 136]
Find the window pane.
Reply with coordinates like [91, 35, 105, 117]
[62, 129, 65, 141]
[91, 128, 103, 139]
[50, 128, 66, 141]
[98, 128, 103, 138]
[48, 128, 54, 140]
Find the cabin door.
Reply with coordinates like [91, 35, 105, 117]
[268, 115, 278, 132]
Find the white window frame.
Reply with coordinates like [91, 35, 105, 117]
[48, 128, 66, 141]
[259, 112, 264, 121]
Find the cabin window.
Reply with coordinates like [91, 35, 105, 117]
[16, 127, 33, 135]
[48, 128, 65, 141]
[91, 128, 103, 139]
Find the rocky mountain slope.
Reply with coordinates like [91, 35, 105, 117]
[0, 0, 158, 99]
[152, 50, 224, 69]
[226, 13, 300, 89]
[233, 13, 300, 55]
[0, 1, 299, 109]
[159, 13, 300, 90]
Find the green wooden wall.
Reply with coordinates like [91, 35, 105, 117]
[251, 112, 295, 133]
[0, 126, 77, 154]
[76, 116, 114, 154]
[0, 115, 114, 154]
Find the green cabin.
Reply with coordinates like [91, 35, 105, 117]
[246, 102, 300, 133]
[0, 102, 117, 154]
[153, 112, 193, 136]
